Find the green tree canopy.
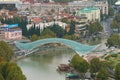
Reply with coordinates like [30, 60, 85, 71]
[61, 18, 69, 23]
[41, 28, 56, 37]
[110, 21, 120, 29]
[30, 34, 39, 42]
[0, 62, 26, 80]
[68, 20, 75, 35]
[107, 34, 120, 47]
[63, 34, 76, 40]
[0, 41, 13, 61]
[114, 14, 120, 22]
[48, 24, 65, 38]
[70, 54, 89, 73]
[0, 73, 4, 80]
[111, 13, 120, 33]
[115, 63, 120, 80]
[108, 5, 114, 17]
[90, 58, 102, 73]
[97, 67, 109, 80]
[87, 21, 103, 35]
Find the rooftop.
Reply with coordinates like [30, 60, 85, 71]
[78, 6, 99, 13]
[1, 24, 18, 29]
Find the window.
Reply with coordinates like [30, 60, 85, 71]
[81, 14, 86, 17]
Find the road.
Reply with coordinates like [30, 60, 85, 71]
[101, 18, 113, 38]
[99, 8, 119, 51]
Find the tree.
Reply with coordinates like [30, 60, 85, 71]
[115, 63, 120, 80]
[48, 24, 65, 38]
[111, 14, 120, 33]
[63, 34, 76, 40]
[108, 5, 114, 17]
[0, 73, 4, 80]
[0, 15, 3, 22]
[0, 41, 13, 61]
[111, 21, 120, 33]
[0, 62, 26, 80]
[90, 58, 102, 79]
[90, 58, 101, 73]
[61, 18, 69, 23]
[68, 20, 75, 35]
[97, 67, 109, 80]
[114, 14, 120, 22]
[41, 28, 56, 38]
[70, 54, 89, 76]
[30, 34, 39, 41]
[107, 34, 120, 47]
[87, 21, 103, 35]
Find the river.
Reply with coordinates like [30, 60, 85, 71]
[17, 47, 76, 80]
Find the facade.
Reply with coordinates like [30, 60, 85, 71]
[77, 6, 100, 22]
[0, 24, 22, 40]
[27, 21, 67, 31]
[68, 0, 108, 14]
[25, 0, 108, 15]
[0, 0, 22, 10]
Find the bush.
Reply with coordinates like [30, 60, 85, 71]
[110, 54, 118, 57]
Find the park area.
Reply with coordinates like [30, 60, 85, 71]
[103, 52, 120, 68]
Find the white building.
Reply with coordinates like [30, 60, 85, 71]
[27, 21, 67, 31]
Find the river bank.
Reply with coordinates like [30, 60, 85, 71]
[17, 47, 75, 80]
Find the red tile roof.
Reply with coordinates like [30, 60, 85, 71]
[32, 18, 41, 23]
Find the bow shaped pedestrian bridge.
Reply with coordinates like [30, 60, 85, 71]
[15, 38, 99, 56]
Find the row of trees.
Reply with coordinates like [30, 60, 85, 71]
[0, 41, 26, 80]
[70, 54, 120, 80]
[30, 20, 76, 41]
[30, 27, 76, 42]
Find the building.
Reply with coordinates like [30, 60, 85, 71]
[27, 21, 67, 31]
[77, 6, 100, 22]
[0, 24, 22, 40]
[68, 0, 108, 14]
[0, 0, 22, 10]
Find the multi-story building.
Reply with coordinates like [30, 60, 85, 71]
[27, 21, 67, 31]
[77, 6, 100, 22]
[0, 0, 22, 10]
[0, 24, 22, 40]
[27, 0, 108, 15]
[68, 0, 108, 14]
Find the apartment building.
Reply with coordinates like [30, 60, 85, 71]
[0, 24, 22, 40]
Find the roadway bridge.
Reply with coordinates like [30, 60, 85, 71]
[15, 38, 99, 56]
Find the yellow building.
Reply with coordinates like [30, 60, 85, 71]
[77, 6, 100, 22]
